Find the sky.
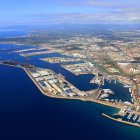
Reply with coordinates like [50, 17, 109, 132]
[0, 0, 140, 25]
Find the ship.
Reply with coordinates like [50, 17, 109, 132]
[129, 88, 132, 92]
[90, 78, 101, 85]
[123, 85, 131, 88]
[102, 89, 114, 94]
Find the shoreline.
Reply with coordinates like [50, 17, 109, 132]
[2, 62, 140, 128]
[0, 62, 121, 110]
[24, 66, 121, 110]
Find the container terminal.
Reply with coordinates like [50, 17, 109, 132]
[1, 60, 140, 128]
[0, 60, 133, 105]
[26, 67, 86, 97]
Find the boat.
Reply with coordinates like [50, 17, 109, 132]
[110, 99, 115, 102]
[123, 85, 131, 88]
[119, 99, 122, 103]
[104, 99, 109, 101]
[100, 93, 109, 99]
[90, 78, 101, 85]
[133, 114, 138, 121]
[129, 88, 132, 92]
[137, 116, 140, 123]
[127, 113, 133, 120]
[103, 89, 114, 94]
[124, 101, 132, 105]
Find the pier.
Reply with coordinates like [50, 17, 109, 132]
[2, 61, 140, 130]
[40, 57, 81, 64]
[62, 62, 96, 75]
[102, 113, 140, 128]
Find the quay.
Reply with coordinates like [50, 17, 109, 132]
[2, 60, 140, 129]
[61, 62, 97, 75]
[102, 113, 140, 128]
[20, 67, 124, 110]
[40, 57, 81, 64]
[0, 61, 123, 110]
[20, 49, 64, 57]
[0, 62, 140, 128]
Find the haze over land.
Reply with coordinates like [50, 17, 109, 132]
[1, 0, 140, 139]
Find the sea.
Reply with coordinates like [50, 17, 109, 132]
[0, 30, 140, 140]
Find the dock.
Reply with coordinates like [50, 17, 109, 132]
[61, 62, 96, 75]
[102, 113, 140, 128]
[40, 57, 81, 64]
[1, 61, 138, 117]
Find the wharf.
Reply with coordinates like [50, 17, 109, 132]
[0, 61, 122, 109]
[102, 113, 140, 128]
[61, 62, 96, 75]
[20, 49, 64, 57]
[0, 60, 33, 68]
[40, 57, 81, 64]
[0, 61, 133, 111]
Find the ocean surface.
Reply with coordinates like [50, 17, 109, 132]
[0, 30, 140, 140]
[0, 43, 132, 102]
[0, 64, 140, 140]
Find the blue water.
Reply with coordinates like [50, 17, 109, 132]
[0, 30, 28, 38]
[0, 31, 138, 140]
[0, 64, 140, 140]
[0, 43, 132, 102]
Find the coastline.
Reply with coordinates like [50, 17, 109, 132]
[0, 62, 120, 110]
[23, 68, 121, 109]
[1, 62, 140, 128]
[23, 66, 122, 110]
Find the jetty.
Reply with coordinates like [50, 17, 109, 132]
[1, 61, 140, 129]
[102, 113, 140, 128]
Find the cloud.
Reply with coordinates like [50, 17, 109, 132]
[22, 9, 140, 25]
[3, 0, 140, 25]
[62, 0, 140, 8]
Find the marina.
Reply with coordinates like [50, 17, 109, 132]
[1, 2, 140, 138]
[1, 63, 140, 140]
[0, 43, 133, 103]
[0, 61, 132, 110]
[0, 42, 138, 130]
[102, 113, 140, 128]
[102, 107, 140, 128]
[1, 60, 140, 132]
